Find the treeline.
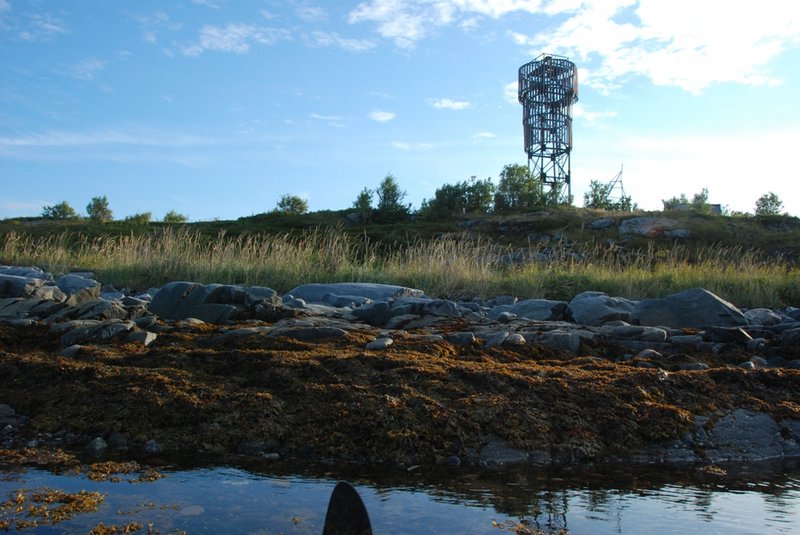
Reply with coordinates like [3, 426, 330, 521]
[39, 196, 188, 224]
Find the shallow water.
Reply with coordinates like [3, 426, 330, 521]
[1, 457, 799, 534]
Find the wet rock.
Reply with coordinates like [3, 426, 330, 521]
[287, 282, 424, 304]
[144, 438, 162, 454]
[107, 432, 131, 450]
[0, 405, 14, 419]
[705, 410, 784, 462]
[236, 440, 266, 456]
[57, 274, 102, 306]
[86, 436, 108, 454]
[478, 436, 529, 467]
[631, 288, 746, 329]
[635, 348, 663, 359]
[568, 291, 636, 326]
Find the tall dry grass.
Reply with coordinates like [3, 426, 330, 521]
[2, 227, 798, 307]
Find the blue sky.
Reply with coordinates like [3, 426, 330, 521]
[1, 0, 799, 221]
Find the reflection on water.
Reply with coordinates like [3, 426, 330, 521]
[1, 456, 799, 534]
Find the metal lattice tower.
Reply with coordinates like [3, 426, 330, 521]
[518, 53, 579, 204]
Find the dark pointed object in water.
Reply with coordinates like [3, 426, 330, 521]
[322, 481, 373, 535]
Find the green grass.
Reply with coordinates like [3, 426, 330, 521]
[2, 224, 798, 308]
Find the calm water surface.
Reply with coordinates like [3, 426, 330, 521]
[1, 457, 799, 534]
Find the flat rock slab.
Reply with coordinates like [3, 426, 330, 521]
[287, 282, 424, 304]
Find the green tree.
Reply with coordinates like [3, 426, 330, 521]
[421, 176, 495, 219]
[754, 192, 784, 216]
[86, 196, 113, 222]
[583, 180, 637, 211]
[275, 194, 309, 215]
[41, 201, 80, 220]
[662, 189, 709, 212]
[124, 212, 152, 225]
[493, 164, 545, 212]
[163, 210, 188, 223]
[375, 173, 409, 220]
[351, 187, 373, 223]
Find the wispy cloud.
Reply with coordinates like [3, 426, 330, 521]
[348, 0, 540, 48]
[428, 97, 470, 110]
[70, 58, 108, 80]
[305, 31, 376, 52]
[368, 109, 396, 122]
[295, 4, 328, 22]
[0, 128, 216, 149]
[191, 0, 220, 8]
[183, 23, 291, 56]
[391, 140, 433, 150]
[310, 113, 343, 122]
[17, 12, 67, 41]
[572, 103, 618, 124]
[472, 131, 496, 139]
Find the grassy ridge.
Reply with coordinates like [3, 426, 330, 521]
[2, 223, 799, 308]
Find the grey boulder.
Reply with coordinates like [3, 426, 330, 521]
[149, 282, 249, 324]
[631, 288, 746, 329]
[568, 291, 636, 326]
[57, 274, 101, 306]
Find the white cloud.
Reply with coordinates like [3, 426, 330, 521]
[348, 0, 543, 48]
[503, 81, 518, 104]
[183, 23, 290, 56]
[16, 12, 67, 41]
[191, 0, 219, 7]
[350, 0, 800, 93]
[472, 131, 496, 138]
[391, 140, 433, 150]
[70, 58, 108, 80]
[520, 0, 800, 94]
[369, 110, 396, 122]
[0, 129, 216, 149]
[0, 0, 10, 14]
[572, 103, 617, 123]
[305, 31, 376, 52]
[295, 5, 328, 22]
[428, 97, 470, 110]
[310, 113, 343, 121]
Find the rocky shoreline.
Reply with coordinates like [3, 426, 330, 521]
[2, 265, 800, 468]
